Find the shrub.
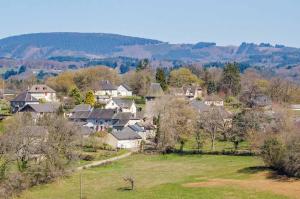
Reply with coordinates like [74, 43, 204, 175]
[79, 154, 95, 161]
[283, 137, 300, 177]
[261, 137, 285, 170]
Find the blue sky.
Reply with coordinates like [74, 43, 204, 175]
[1, 0, 300, 47]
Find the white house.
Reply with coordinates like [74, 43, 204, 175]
[183, 86, 203, 100]
[105, 127, 142, 149]
[291, 104, 300, 111]
[105, 98, 136, 114]
[28, 84, 58, 102]
[204, 94, 224, 106]
[117, 84, 133, 97]
[95, 80, 118, 98]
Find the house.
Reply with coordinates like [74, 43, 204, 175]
[183, 86, 203, 100]
[105, 98, 136, 114]
[191, 99, 232, 120]
[28, 84, 57, 102]
[86, 108, 117, 131]
[10, 91, 39, 113]
[19, 103, 60, 117]
[145, 83, 164, 101]
[117, 84, 133, 97]
[112, 112, 141, 130]
[71, 104, 92, 112]
[204, 94, 224, 106]
[69, 104, 93, 122]
[95, 80, 118, 97]
[240, 92, 272, 108]
[136, 122, 156, 139]
[105, 127, 142, 149]
[291, 104, 300, 111]
[128, 124, 147, 140]
[190, 100, 210, 113]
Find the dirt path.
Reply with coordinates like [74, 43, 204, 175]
[184, 173, 300, 199]
[77, 152, 132, 171]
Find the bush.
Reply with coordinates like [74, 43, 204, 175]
[79, 154, 95, 161]
[261, 137, 285, 170]
[283, 137, 300, 177]
[261, 136, 300, 177]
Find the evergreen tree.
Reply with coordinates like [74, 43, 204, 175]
[220, 63, 241, 96]
[136, 58, 150, 71]
[156, 68, 168, 91]
[69, 87, 82, 105]
[84, 90, 95, 106]
[207, 80, 217, 95]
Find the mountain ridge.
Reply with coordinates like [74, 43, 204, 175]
[0, 32, 300, 83]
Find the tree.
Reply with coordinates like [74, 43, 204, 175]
[207, 80, 217, 95]
[84, 90, 95, 106]
[69, 87, 82, 105]
[136, 59, 150, 71]
[155, 68, 168, 91]
[219, 63, 241, 96]
[153, 96, 197, 152]
[168, 68, 203, 87]
[18, 65, 26, 74]
[123, 69, 153, 96]
[198, 106, 226, 151]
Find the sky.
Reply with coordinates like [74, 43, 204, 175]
[1, 0, 300, 47]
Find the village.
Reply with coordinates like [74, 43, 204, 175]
[0, 62, 299, 199]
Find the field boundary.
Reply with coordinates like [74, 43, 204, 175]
[76, 152, 132, 171]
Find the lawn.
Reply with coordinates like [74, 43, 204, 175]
[18, 154, 291, 199]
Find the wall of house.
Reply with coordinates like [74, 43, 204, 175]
[117, 86, 132, 97]
[105, 133, 141, 149]
[105, 133, 119, 148]
[204, 100, 224, 106]
[95, 90, 118, 97]
[30, 92, 57, 102]
[117, 139, 141, 149]
[86, 119, 113, 131]
[105, 100, 118, 109]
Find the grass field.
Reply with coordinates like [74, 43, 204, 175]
[18, 154, 296, 199]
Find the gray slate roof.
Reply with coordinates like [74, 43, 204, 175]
[71, 104, 92, 112]
[146, 83, 164, 97]
[88, 108, 116, 120]
[190, 100, 210, 112]
[70, 111, 91, 120]
[128, 124, 145, 132]
[20, 103, 60, 113]
[112, 98, 134, 109]
[99, 80, 117, 90]
[29, 84, 56, 93]
[111, 127, 142, 140]
[204, 94, 223, 101]
[11, 91, 39, 102]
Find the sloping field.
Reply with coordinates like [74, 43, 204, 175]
[18, 154, 296, 199]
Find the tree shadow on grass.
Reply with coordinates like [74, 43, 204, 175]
[238, 166, 270, 174]
[117, 187, 134, 192]
[238, 166, 297, 182]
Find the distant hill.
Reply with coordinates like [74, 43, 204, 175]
[0, 32, 300, 82]
[0, 32, 162, 59]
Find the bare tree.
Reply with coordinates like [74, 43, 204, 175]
[152, 95, 197, 152]
[198, 106, 226, 151]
